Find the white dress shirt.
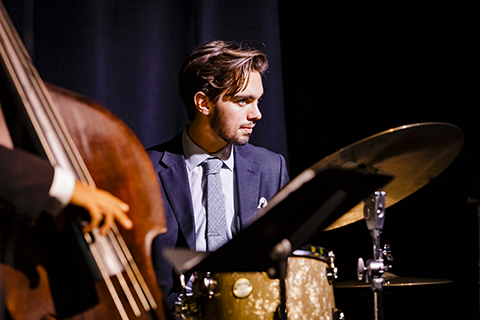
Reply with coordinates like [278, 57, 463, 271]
[182, 129, 235, 252]
[44, 166, 75, 216]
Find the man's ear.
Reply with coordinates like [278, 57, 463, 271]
[194, 91, 212, 115]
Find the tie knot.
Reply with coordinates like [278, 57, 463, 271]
[203, 157, 223, 175]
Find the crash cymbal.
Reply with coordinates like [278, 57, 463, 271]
[334, 272, 453, 288]
[314, 122, 464, 230]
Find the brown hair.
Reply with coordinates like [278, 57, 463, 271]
[179, 40, 268, 121]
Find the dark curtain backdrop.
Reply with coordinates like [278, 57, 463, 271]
[3, 0, 479, 319]
[280, 1, 479, 320]
[3, 0, 287, 158]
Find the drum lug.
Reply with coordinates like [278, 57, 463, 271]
[175, 297, 199, 320]
[193, 272, 217, 298]
[326, 251, 339, 284]
[203, 274, 218, 298]
[175, 273, 200, 320]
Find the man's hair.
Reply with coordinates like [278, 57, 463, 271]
[179, 40, 268, 121]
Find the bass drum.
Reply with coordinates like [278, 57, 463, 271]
[197, 245, 338, 320]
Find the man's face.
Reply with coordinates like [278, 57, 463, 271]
[209, 71, 263, 146]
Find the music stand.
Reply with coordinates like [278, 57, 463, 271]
[164, 166, 391, 319]
[165, 166, 392, 275]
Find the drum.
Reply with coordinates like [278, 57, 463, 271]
[191, 245, 338, 320]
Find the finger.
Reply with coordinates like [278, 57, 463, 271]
[102, 194, 132, 229]
[84, 207, 102, 233]
[115, 211, 133, 230]
[100, 191, 130, 213]
[100, 211, 115, 235]
[118, 202, 130, 212]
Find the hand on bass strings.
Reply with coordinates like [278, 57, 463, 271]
[69, 181, 133, 235]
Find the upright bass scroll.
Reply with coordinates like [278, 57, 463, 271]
[0, 2, 169, 319]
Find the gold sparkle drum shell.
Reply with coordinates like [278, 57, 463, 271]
[198, 245, 336, 320]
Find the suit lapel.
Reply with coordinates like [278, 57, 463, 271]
[234, 145, 261, 228]
[158, 148, 197, 250]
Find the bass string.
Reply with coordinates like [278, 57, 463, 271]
[0, 3, 90, 182]
[0, 7, 54, 163]
[0, 3, 155, 318]
[85, 225, 159, 317]
[110, 224, 158, 311]
[84, 232, 131, 320]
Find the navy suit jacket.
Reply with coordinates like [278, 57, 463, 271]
[147, 133, 289, 311]
[0, 145, 54, 220]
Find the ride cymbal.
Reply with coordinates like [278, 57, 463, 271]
[311, 122, 464, 230]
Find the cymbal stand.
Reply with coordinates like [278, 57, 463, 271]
[357, 191, 393, 320]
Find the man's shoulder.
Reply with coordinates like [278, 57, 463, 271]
[146, 133, 184, 168]
[235, 143, 290, 186]
[234, 143, 286, 167]
[235, 143, 283, 158]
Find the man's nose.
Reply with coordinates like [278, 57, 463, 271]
[248, 102, 262, 121]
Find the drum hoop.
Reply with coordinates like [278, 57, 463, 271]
[291, 245, 330, 264]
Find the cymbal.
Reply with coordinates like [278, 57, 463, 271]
[334, 272, 453, 288]
[314, 122, 464, 230]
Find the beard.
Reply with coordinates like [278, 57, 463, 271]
[210, 108, 251, 146]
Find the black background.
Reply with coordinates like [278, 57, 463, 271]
[279, 1, 479, 319]
[2, 0, 478, 318]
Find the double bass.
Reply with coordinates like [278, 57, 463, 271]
[0, 2, 169, 319]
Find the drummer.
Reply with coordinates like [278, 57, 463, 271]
[146, 40, 290, 316]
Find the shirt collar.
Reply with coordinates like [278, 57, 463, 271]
[182, 128, 234, 172]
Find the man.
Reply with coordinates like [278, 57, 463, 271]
[0, 145, 132, 233]
[0, 144, 133, 319]
[147, 40, 289, 313]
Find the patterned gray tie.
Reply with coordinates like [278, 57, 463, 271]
[203, 157, 228, 251]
